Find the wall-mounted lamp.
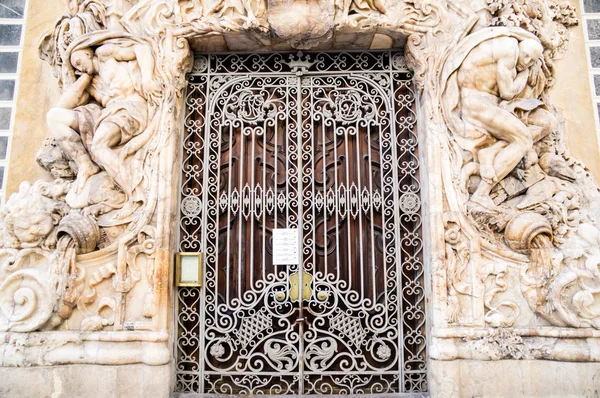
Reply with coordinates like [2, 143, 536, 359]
[176, 252, 203, 287]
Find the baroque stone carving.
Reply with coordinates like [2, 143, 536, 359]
[0, 0, 190, 365]
[1, 0, 600, 368]
[404, 0, 600, 361]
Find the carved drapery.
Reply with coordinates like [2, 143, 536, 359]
[0, 0, 598, 367]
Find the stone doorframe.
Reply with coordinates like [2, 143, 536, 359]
[0, 0, 599, 387]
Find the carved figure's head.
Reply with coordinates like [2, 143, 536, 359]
[70, 48, 95, 74]
[12, 209, 56, 246]
[0, 181, 69, 249]
[517, 39, 544, 72]
[36, 138, 76, 180]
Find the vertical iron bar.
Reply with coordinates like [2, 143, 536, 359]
[198, 68, 212, 394]
[262, 98, 267, 282]
[226, 123, 233, 304]
[310, 81, 316, 286]
[343, 126, 352, 291]
[355, 116, 365, 301]
[366, 122, 377, 301]
[296, 73, 305, 395]
[389, 54, 405, 392]
[250, 124, 256, 287]
[321, 111, 328, 278]
[332, 99, 341, 282]
[237, 116, 245, 299]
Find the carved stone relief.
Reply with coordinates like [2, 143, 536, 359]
[0, 0, 191, 365]
[442, 2, 600, 329]
[0, 0, 599, 367]
[407, 0, 600, 361]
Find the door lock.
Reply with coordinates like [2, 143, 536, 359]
[271, 270, 312, 303]
[289, 270, 312, 302]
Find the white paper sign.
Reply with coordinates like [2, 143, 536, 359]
[273, 228, 300, 265]
[180, 256, 199, 283]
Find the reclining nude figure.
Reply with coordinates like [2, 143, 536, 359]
[46, 40, 160, 219]
[456, 36, 556, 210]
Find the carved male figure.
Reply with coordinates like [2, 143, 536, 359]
[457, 36, 556, 209]
[46, 40, 160, 218]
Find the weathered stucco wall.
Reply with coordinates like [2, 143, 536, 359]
[429, 359, 600, 397]
[551, 0, 600, 178]
[5, 0, 62, 195]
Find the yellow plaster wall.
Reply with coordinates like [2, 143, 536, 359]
[5, 0, 63, 196]
[550, 0, 600, 180]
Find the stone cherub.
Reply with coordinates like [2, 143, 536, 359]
[46, 33, 161, 220]
[442, 28, 557, 211]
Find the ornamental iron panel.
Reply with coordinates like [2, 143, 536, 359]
[176, 51, 426, 395]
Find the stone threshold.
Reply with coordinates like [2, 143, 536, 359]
[173, 394, 429, 398]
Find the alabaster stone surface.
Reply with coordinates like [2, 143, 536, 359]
[1, 0, 600, 396]
[9, 0, 598, 197]
[394, 0, 600, 361]
[429, 359, 600, 397]
[6, 0, 64, 194]
[0, 0, 189, 370]
[551, 0, 600, 177]
[0, 363, 171, 397]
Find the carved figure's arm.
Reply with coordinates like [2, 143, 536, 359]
[97, 43, 161, 104]
[98, 44, 155, 86]
[55, 73, 92, 109]
[496, 42, 529, 101]
[131, 44, 157, 87]
[512, 69, 530, 98]
[96, 43, 134, 63]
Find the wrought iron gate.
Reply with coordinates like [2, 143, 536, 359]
[176, 51, 426, 395]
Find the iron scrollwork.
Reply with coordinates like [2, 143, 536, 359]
[176, 51, 425, 394]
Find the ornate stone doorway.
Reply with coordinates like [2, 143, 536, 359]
[175, 51, 426, 395]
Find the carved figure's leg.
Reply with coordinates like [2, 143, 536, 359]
[477, 141, 507, 184]
[527, 107, 558, 143]
[90, 121, 141, 220]
[462, 97, 533, 209]
[89, 120, 121, 187]
[46, 107, 100, 194]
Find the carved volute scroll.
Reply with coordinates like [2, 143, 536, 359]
[0, 0, 599, 368]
